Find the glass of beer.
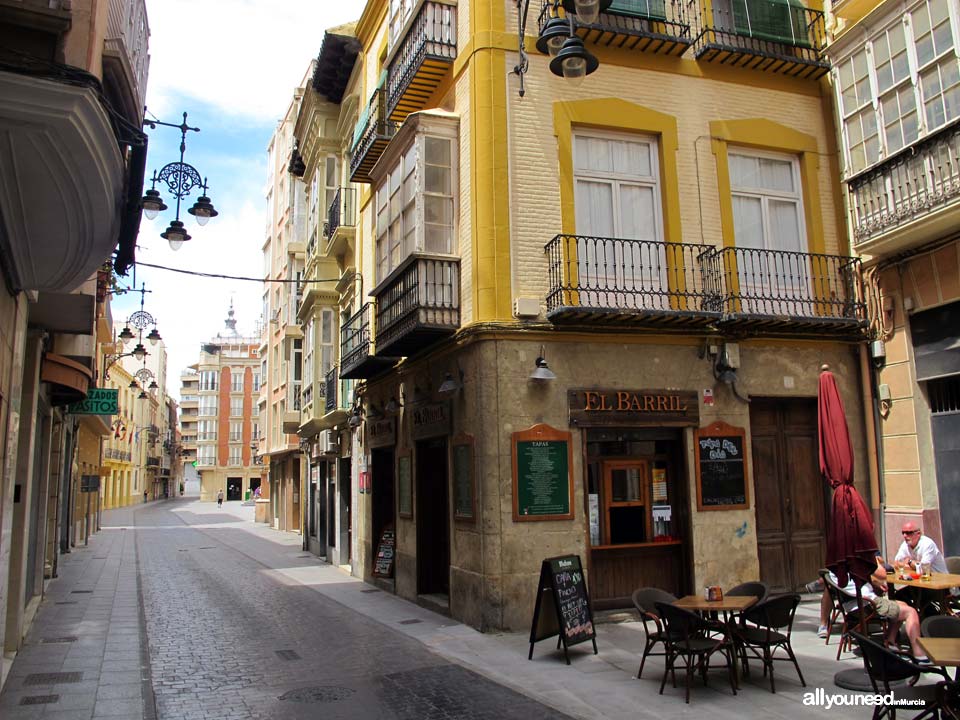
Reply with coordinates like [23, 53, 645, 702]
[921, 562, 932, 580]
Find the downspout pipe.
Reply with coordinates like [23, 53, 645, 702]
[859, 344, 886, 555]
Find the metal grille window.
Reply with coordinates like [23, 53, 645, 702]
[228, 445, 242, 466]
[837, 49, 880, 174]
[230, 398, 243, 417]
[929, 375, 960, 413]
[199, 371, 218, 391]
[198, 397, 217, 416]
[197, 446, 216, 466]
[231, 373, 243, 392]
[230, 421, 242, 442]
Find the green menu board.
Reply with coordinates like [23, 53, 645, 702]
[397, 452, 412, 518]
[512, 424, 573, 522]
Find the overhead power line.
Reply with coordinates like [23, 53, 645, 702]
[135, 261, 340, 283]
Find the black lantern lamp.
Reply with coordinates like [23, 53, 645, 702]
[128, 379, 139, 389]
[561, 0, 613, 24]
[132, 342, 147, 361]
[143, 112, 218, 250]
[118, 325, 135, 343]
[146, 327, 162, 345]
[148, 380, 159, 390]
[138, 389, 148, 400]
[549, 35, 599, 84]
[536, 15, 571, 56]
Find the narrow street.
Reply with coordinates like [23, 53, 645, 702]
[0, 498, 570, 720]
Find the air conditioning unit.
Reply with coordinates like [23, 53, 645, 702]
[321, 430, 339, 456]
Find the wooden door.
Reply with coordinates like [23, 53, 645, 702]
[750, 398, 825, 593]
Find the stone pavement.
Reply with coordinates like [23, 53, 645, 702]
[0, 497, 940, 719]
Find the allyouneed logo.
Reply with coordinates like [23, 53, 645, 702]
[803, 688, 927, 710]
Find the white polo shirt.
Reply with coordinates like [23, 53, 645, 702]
[894, 535, 948, 573]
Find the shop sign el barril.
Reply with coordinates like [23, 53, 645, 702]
[412, 402, 450, 440]
[367, 417, 396, 449]
[568, 388, 699, 427]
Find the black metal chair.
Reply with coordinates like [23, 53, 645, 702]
[921, 614, 960, 638]
[733, 593, 805, 693]
[823, 571, 885, 660]
[727, 581, 769, 605]
[946, 556, 960, 574]
[937, 681, 960, 720]
[654, 601, 738, 704]
[631, 587, 677, 679]
[850, 631, 949, 720]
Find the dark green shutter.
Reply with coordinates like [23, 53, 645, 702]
[731, 0, 810, 47]
[609, 0, 668, 21]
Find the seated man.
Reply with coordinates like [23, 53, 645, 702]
[817, 560, 929, 664]
[894, 521, 948, 574]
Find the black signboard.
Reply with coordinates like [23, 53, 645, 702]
[452, 435, 475, 522]
[695, 421, 749, 510]
[373, 527, 395, 578]
[528, 555, 597, 664]
[80, 475, 100, 492]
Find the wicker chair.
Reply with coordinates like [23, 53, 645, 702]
[733, 593, 806, 693]
[631, 587, 677, 679]
[921, 614, 960, 638]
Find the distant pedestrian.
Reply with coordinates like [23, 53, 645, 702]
[143, 490, 148, 503]
[217, 489, 223, 508]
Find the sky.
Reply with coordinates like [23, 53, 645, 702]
[112, 0, 368, 401]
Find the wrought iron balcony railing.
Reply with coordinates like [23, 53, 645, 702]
[545, 235, 722, 326]
[326, 187, 357, 242]
[374, 254, 460, 358]
[545, 235, 866, 334]
[301, 382, 313, 411]
[540, 0, 692, 56]
[689, 0, 828, 79]
[349, 88, 397, 183]
[387, 0, 457, 122]
[324, 366, 337, 414]
[848, 120, 960, 246]
[714, 246, 864, 327]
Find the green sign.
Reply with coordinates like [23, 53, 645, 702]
[67, 388, 118, 416]
[512, 424, 573, 522]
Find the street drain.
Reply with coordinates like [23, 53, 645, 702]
[71, 590, 93, 594]
[361, 589, 380, 594]
[278, 686, 355, 703]
[399, 619, 422, 625]
[197, 546, 216, 550]
[40, 636, 78, 644]
[20, 694, 59, 705]
[54, 601, 77, 605]
[275, 649, 301, 661]
[24, 672, 83, 686]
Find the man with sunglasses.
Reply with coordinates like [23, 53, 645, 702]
[893, 521, 948, 575]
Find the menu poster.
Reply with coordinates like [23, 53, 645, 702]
[512, 424, 574, 522]
[397, 451, 412, 518]
[373, 527, 395, 578]
[695, 421, 749, 511]
[452, 434, 475, 522]
[528, 555, 598, 665]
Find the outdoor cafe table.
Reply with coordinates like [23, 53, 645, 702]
[918, 637, 960, 680]
[674, 595, 757, 625]
[888, 572, 960, 616]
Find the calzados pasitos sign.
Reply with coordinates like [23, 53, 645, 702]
[67, 388, 119, 416]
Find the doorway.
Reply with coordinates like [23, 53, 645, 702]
[249, 478, 261, 493]
[338, 458, 352, 565]
[371, 448, 395, 575]
[416, 437, 449, 596]
[750, 398, 825, 592]
[928, 375, 960, 555]
[227, 477, 242, 501]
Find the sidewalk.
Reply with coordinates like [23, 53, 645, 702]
[0, 497, 927, 719]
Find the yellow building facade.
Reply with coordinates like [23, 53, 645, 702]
[297, 0, 874, 630]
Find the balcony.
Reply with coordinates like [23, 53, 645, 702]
[145, 457, 160, 468]
[325, 187, 357, 258]
[545, 235, 866, 337]
[714, 247, 866, 334]
[321, 366, 351, 429]
[349, 88, 397, 184]
[340, 303, 398, 379]
[283, 289, 303, 340]
[373, 254, 460, 358]
[545, 235, 722, 328]
[102, 0, 150, 126]
[282, 380, 302, 434]
[690, 0, 828, 80]
[540, 0, 692, 57]
[386, 0, 457, 122]
[847, 121, 960, 255]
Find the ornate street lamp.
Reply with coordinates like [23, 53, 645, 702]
[141, 112, 219, 251]
[105, 284, 161, 380]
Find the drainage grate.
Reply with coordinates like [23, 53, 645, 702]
[275, 649, 301, 661]
[20, 694, 59, 706]
[297, 554, 312, 558]
[278, 686, 355, 703]
[197, 546, 216, 550]
[399, 619, 422, 625]
[177, 549, 189, 552]
[70, 590, 93, 594]
[24, 672, 83, 686]
[41, 636, 78, 644]
[54, 601, 78, 605]
[92, 556, 108, 560]
[361, 589, 380, 594]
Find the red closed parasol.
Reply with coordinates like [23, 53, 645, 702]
[819, 365, 877, 587]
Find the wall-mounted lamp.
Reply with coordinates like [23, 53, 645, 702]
[438, 369, 464, 396]
[713, 343, 749, 403]
[366, 402, 383, 421]
[348, 407, 363, 428]
[384, 396, 402, 414]
[530, 346, 557, 382]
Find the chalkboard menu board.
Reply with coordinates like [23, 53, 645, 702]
[373, 527, 395, 577]
[695, 421, 749, 510]
[528, 555, 598, 664]
[452, 435, 475, 522]
[512, 424, 573, 522]
[397, 451, 412, 518]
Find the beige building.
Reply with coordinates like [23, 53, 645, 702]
[181, 306, 262, 503]
[0, 0, 150, 684]
[258, 74, 311, 533]
[824, 0, 960, 558]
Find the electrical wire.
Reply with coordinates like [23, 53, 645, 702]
[134, 261, 339, 283]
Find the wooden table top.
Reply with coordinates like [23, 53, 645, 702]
[918, 637, 960, 666]
[674, 595, 757, 612]
[890, 572, 960, 590]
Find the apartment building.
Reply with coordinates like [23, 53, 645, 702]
[824, 0, 960, 557]
[259, 75, 310, 533]
[0, 0, 150, 679]
[184, 306, 262, 503]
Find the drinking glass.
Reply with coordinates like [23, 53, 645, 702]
[921, 562, 932, 580]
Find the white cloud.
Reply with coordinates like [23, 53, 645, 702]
[145, 0, 369, 123]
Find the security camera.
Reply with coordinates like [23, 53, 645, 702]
[870, 340, 886, 368]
